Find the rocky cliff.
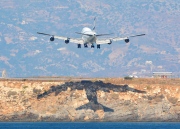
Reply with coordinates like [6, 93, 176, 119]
[1, 0, 180, 77]
[0, 78, 180, 122]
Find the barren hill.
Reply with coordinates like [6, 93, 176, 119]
[0, 78, 179, 121]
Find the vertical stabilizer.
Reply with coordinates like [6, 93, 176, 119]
[92, 17, 96, 30]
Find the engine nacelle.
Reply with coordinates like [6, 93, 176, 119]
[65, 39, 70, 44]
[108, 39, 112, 45]
[125, 39, 130, 43]
[50, 36, 54, 41]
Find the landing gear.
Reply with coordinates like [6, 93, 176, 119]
[91, 44, 95, 48]
[78, 44, 81, 48]
[84, 44, 88, 48]
[97, 44, 100, 49]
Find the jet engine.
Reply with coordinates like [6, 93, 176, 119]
[50, 36, 54, 41]
[125, 39, 130, 43]
[65, 39, 70, 44]
[108, 39, 112, 45]
[64, 39, 69, 44]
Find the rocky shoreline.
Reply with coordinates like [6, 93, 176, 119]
[0, 78, 179, 122]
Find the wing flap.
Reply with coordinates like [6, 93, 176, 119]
[69, 38, 84, 44]
[54, 36, 67, 40]
[112, 37, 128, 42]
[55, 36, 83, 44]
[96, 39, 112, 44]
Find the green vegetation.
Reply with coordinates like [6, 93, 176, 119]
[23, 86, 28, 89]
[124, 76, 133, 80]
[7, 91, 17, 97]
[146, 85, 152, 90]
[33, 88, 41, 94]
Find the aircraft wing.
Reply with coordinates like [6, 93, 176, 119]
[37, 32, 84, 44]
[96, 34, 145, 44]
[69, 38, 84, 44]
[55, 36, 84, 44]
[96, 37, 127, 44]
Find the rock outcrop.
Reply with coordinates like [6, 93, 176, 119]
[0, 78, 179, 122]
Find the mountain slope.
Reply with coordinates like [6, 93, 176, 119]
[0, 0, 179, 77]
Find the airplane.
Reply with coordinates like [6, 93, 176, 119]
[37, 17, 145, 49]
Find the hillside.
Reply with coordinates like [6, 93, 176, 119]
[0, 78, 180, 121]
[0, 0, 180, 77]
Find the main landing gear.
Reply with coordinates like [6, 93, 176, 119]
[84, 44, 88, 48]
[77, 44, 100, 49]
[91, 44, 95, 48]
[97, 44, 100, 49]
[77, 44, 81, 48]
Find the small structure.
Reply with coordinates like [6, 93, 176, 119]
[2, 70, 7, 78]
[153, 72, 172, 78]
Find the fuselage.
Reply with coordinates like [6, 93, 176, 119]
[81, 27, 97, 44]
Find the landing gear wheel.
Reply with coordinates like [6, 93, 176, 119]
[78, 44, 81, 48]
[91, 45, 95, 48]
[97, 44, 100, 49]
[84, 44, 88, 48]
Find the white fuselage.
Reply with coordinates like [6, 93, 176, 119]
[81, 27, 97, 44]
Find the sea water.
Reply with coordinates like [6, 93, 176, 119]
[0, 122, 179, 129]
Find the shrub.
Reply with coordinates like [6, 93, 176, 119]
[7, 91, 17, 97]
[124, 76, 133, 80]
[33, 88, 41, 94]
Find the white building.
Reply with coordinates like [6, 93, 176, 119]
[153, 72, 172, 78]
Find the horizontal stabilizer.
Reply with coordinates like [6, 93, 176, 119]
[75, 32, 93, 36]
[76, 101, 114, 112]
[75, 32, 114, 37]
[96, 33, 114, 36]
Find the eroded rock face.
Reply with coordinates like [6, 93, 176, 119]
[0, 79, 179, 122]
